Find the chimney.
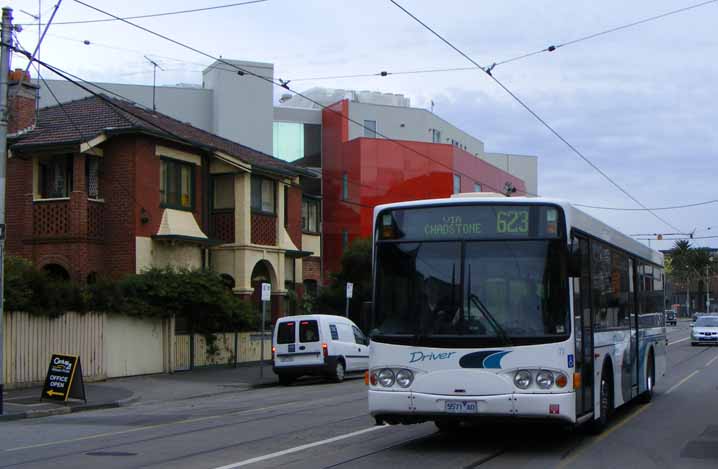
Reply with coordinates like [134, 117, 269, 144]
[8, 68, 39, 134]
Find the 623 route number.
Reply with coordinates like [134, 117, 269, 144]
[496, 210, 528, 234]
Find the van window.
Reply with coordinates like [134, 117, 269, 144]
[277, 321, 296, 344]
[352, 326, 367, 345]
[329, 324, 339, 340]
[299, 320, 320, 343]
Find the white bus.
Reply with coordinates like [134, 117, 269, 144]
[367, 194, 666, 432]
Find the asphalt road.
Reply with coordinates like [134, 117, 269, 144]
[1, 321, 716, 469]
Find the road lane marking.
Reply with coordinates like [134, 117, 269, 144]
[557, 403, 652, 468]
[3, 400, 303, 453]
[668, 337, 690, 346]
[211, 425, 390, 469]
[665, 370, 700, 395]
[705, 355, 718, 367]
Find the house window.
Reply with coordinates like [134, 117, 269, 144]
[86, 156, 100, 199]
[474, 182, 482, 193]
[342, 173, 349, 201]
[251, 175, 275, 214]
[363, 120, 377, 138]
[453, 174, 461, 194]
[342, 230, 349, 251]
[160, 158, 194, 210]
[39, 156, 73, 199]
[212, 174, 234, 209]
[284, 256, 295, 291]
[302, 197, 320, 233]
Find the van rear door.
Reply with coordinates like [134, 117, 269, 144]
[274, 320, 297, 365]
[293, 319, 323, 366]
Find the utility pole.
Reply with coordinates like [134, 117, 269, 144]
[0, 7, 14, 416]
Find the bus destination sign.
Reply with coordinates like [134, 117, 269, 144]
[380, 205, 560, 240]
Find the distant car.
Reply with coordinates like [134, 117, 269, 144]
[665, 311, 677, 326]
[272, 314, 369, 385]
[691, 315, 718, 346]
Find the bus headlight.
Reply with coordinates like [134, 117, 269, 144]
[536, 371, 554, 389]
[555, 373, 568, 388]
[514, 370, 532, 389]
[378, 368, 395, 387]
[396, 369, 414, 388]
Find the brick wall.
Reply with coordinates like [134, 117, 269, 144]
[302, 256, 321, 282]
[286, 185, 302, 249]
[7, 78, 38, 134]
[251, 213, 277, 246]
[5, 157, 33, 257]
[101, 137, 139, 277]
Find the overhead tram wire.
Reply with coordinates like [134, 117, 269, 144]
[290, 0, 718, 82]
[387, 0, 684, 234]
[18, 0, 268, 26]
[8, 48, 424, 211]
[68, 0, 525, 198]
[41, 0, 718, 85]
[575, 199, 718, 211]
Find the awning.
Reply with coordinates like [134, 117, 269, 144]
[285, 249, 314, 258]
[152, 209, 216, 245]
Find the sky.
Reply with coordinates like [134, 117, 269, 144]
[6, 0, 718, 250]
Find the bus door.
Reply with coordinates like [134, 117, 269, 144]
[572, 236, 594, 417]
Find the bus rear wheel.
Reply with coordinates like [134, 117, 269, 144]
[638, 352, 654, 403]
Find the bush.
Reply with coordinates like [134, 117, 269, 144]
[2, 257, 253, 332]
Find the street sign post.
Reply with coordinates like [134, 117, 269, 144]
[345, 282, 353, 318]
[260, 283, 271, 379]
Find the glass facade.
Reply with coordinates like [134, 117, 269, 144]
[272, 122, 321, 162]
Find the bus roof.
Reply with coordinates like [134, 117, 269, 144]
[373, 195, 663, 266]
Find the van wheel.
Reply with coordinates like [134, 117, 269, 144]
[278, 375, 294, 386]
[589, 368, 612, 434]
[638, 353, 654, 403]
[332, 360, 346, 383]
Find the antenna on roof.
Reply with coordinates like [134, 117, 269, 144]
[144, 56, 164, 111]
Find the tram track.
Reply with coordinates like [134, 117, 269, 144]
[0, 394, 369, 468]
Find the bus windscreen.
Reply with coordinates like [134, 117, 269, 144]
[378, 204, 562, 241]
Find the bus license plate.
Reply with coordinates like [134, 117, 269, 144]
[445, 401, 478, 414]
[280, 356, 294, 362]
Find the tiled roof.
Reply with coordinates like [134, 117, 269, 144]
[10, 94, 310, 177]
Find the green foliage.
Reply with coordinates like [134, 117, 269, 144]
[2, 257, 253, 332]
[316, 238, 372, 316]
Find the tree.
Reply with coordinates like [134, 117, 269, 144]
[315, 238, 372, 325]
[667, 241, 718, 313]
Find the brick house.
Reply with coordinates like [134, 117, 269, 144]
[6, 72, 317, 321]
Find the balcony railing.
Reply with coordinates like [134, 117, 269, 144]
[33, 198, 70, 238]
[211, 209, 235, 244]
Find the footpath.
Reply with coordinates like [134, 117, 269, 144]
[0, 361, 277, 422]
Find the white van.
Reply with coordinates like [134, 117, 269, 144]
[272, 314, 369, 385]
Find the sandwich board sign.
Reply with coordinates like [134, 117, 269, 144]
[41, 354, 87, 403]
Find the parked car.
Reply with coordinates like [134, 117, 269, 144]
[691, 315, 718, 346]
[665, 310, 677, 326]
[272, 314, 369, 385]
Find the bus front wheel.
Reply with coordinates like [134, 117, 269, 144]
[589, 368, 612, 434]
[638, 352, 654, 403]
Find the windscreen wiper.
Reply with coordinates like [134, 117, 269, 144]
[469, 293, 513, 347]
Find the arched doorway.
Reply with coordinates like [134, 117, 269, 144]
[43, 263, 70, 282]
[250, 260, 277, 328]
